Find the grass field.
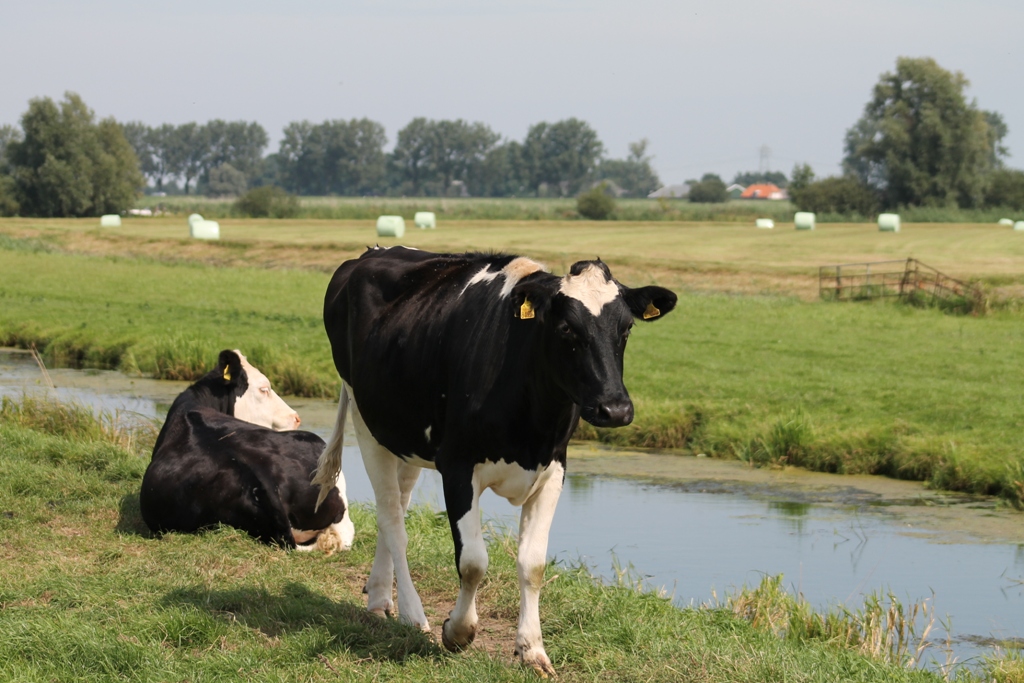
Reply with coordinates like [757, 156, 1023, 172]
[1, 219, 1023, 505]
[7, 216, 1024, 297]
[137, 195, 805, 223]
[4, 397, 1016, 682]
[135, 194, 1024, 224]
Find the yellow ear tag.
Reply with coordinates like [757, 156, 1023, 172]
[223, 366, 232, 382]
[520, 298, 535, 320]
[643, 302, 661, 320]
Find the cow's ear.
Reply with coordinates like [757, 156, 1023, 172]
[215, 349, 243, 386]
[622, 285, 677, 322]
[510, 278, 554, 322]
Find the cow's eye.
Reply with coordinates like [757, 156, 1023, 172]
[622, 323, 633, 339]
[557, 321, 573, 338]
[260, 387, 271, 395]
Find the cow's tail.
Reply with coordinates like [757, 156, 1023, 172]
[312, 384, 349, 512]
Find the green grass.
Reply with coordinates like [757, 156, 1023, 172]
[0, 236, 1022, 505]
[0, 244, 337, 397]
[0, 397, 984, 682]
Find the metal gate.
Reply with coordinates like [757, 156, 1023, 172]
[819, 258, 984, 312]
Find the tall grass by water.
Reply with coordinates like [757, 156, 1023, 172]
[1, 395, 1008, 682]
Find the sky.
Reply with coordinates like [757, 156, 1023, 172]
[3, 0, 1021, 186]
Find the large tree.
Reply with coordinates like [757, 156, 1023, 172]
[843, 57, 1006, 209]
[428, 119, 500, 196]
[391, 118, 499, 196]
[170, 123, 208, 194]
[470, 140, 528, 197]
[596, 139, 661, 197]
[523, 118, 603, 196]
[278, 118, 387, 196]
[7, 92, 143, 216]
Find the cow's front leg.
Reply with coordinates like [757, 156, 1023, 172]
[514, 462, 564, 678]
[441, 469, 485, 652]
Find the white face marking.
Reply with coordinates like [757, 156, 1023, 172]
[424, 425, 432, 442]
[230, 351, 301, 431]
[559, 264, 619, 317]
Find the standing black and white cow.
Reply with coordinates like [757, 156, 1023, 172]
[141, 349, 354, 551]
[312, 247, 676, 675]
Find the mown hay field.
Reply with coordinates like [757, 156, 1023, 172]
[8, 216, 1024, 287]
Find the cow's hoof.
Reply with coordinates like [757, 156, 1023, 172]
[515, 647, 556, 678]
[368, 601, 394, 618]
[441, 618, 476, 652]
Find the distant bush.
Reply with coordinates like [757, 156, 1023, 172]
[984, 169, 1024, 211]
[790, 176, 878, 216]
[576, 183, 616, 220]
[688, 173, 728, 203]
[235, 186, 299, 218]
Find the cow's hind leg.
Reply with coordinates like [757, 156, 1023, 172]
[354, 411, 429, 630]
[441, 470, 485, 652]
[514, 462, 564, 678]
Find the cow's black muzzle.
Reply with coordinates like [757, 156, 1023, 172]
[581, 399, 634, 428]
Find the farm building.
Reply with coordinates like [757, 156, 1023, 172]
[740, 183, 788, 200]
[727, 183, 745, 199]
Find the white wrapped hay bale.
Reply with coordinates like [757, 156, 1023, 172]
[100, 214, 121, 227]
[414, 211, 436, 229]
[188, 213, 204, 228]
[878, 213, 901, 232]
[1015, 221, 1024, 232]
[998, 218, 1014, 226]
[794, 212, 815, 230]
[190, 220, 220, 240]
[755, 218, 775, 229]
[376, 215, 406, 238]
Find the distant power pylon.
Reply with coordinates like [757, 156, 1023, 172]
[758, 145, 772, 173]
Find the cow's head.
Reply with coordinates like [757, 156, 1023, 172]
[510, 260, 676, 428]
[212, 349, 302, 431]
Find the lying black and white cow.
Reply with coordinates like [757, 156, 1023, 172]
[312, 247, 675, 675]
[141, 349, 354, 552]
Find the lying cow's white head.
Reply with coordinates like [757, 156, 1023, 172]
[214, 350, 301, 431]
[510, 259, 676, 428]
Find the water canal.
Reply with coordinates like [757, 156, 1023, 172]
[2, 349, 1021, 666]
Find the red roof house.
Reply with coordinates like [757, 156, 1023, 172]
[740, 183, 787, 200]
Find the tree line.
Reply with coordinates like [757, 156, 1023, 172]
[0, 94, 662, 216]
[3, 57, 1024, 218]
[131, 115, 660, 200]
